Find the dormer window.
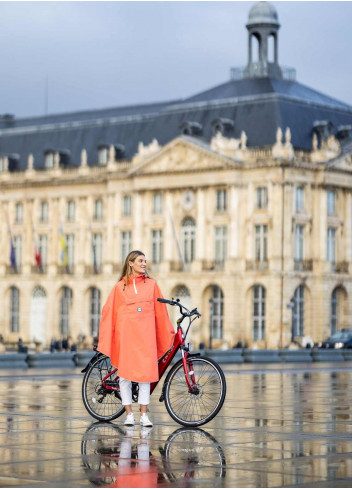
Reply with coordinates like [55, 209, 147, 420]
[336, 125, 352, 142]
[98, 145, 109, 165]
[313, 120, 333, 146]
[44, 150, 55, 169]
[179, 121, 203, 136]
[211, 118, 234, 137]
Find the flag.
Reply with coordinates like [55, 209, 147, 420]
[59, 222, 68, 267]
[89, 221, 97, 273]
[32, 222, 42, 270]
[10, 236, 16, 270]
[7, 215, 16, 271]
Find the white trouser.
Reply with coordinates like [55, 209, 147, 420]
[119, 377, 150, 405]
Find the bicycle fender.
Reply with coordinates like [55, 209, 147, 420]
[159, 353, 201, 402]
[81, 351, 105, 373]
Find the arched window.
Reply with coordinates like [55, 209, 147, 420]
[90, 287, 101, 337]
[293, 285, 304, 337]
[330, 288, 337, 335]
[181, 217, 196, 264]
[253, 285, 266, 340]
[59, 287, 72, 335]
[210, 285, 224, 340]
[10, 286, 20, 332]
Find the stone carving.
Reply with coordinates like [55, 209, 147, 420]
[272, 127, 294, 160]
[54, 152, 60, 169]
[210, 131, 248, 160]
[80, 149, 87, 167]
[133, 138, 161, 164]
[27, 154, 34, 171]
[310, 133, 341, 163]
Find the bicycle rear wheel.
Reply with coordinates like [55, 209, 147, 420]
[82, 355, 125, 422]
[164, 356, 226, 427]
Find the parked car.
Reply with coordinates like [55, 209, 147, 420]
[319, 330, 352, 349]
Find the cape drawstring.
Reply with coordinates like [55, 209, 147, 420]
[133, 277, 138, 295]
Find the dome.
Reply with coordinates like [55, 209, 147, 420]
[248, 1, 279, 26]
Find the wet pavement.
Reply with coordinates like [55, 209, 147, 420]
[1, 363, 352, 487]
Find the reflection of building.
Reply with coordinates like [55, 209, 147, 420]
[1, 1, 352, 349]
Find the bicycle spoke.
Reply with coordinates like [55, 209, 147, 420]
[166, 358, 225, 425]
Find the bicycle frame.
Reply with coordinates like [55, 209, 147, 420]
[100, 311, 198, 397]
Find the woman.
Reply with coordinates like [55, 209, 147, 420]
[97, 250, 175, 427]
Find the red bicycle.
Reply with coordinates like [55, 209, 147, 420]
[81, 298, 226, 427]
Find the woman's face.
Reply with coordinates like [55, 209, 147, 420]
[129, 255, 147, 275]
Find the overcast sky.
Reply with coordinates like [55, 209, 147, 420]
[0, 1, 351, 119]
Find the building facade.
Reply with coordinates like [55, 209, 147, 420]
[1, 2, 352, 350]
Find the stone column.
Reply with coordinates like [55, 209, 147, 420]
[164, 192, 173, 262]
[77, 196, 87, 276]
[105, 193, 115, 274]
[229, 185, 239, 259]
[133, 193, 143, 249]
[196, 189, 205, 261]
[23, 199, 34, 275]
[49, 197, 60, 275]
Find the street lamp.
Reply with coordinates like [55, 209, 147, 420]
[209, 297, 214, 350]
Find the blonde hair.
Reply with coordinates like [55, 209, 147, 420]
[119, 250, 146, 284]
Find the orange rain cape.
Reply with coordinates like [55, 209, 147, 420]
[97, 275, 175, 383]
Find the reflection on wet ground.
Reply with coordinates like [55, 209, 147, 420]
[1, 363, 352, 487]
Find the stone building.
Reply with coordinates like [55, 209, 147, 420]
[1, 1, 352, 350]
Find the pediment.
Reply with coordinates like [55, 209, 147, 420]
[129, 137, 236, 176]
[328, 153, 352, 172]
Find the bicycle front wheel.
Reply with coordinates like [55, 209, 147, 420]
[82, 355, 125, 422]
[164, 356, 226, 427]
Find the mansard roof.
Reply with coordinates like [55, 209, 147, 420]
[1, 76, 352, 170]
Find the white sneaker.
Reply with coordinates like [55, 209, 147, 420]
[140, 427, 152, 439]
[140, 413, 153, 427]
[124, 412, 135, 426]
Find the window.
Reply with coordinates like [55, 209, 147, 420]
[122, 195, 132, 217]
[13, 236, 22, 269]
[15, 203, 23, 223]
[253, 285, 266, 340]
[295, 187, 304, 212]
[92, 233, 102, 273]
[98, 146, 109, 165]
[181, 217, 196, 264]
[214, 226, 227, 265]
[153, 193, 162, 214]
[330, 288, 337, 335]
[327, 190, 336, 215]
[90, 288, 101, 337]
[256, 187, 267, 209]
[59, 287, 72, 335]
[255, 225, 267, 262]
[121, 231, 132, 263]
[10, 286, 20, 332]
[294, 225, 304, 261]
[93, 199, 103, 221]
[66, 234, 74, 273]
[292, 285, 304, 337]
[0, 156, 7, 172]
[327, 227, 336, 264]
[66, 200, 75, 221]
[210, 286, 224, 340]
[38, 235, 48, 272]
[216, 189, 227, 212]
[151, 230, 163, 264]
[44, 151, 55, 169]
[40, 201, 49, 222]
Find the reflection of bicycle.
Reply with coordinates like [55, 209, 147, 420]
[82, 298, 226, 427]
[81, 422, 226, 486]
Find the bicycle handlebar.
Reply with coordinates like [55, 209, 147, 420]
[157, 298, 201, 318]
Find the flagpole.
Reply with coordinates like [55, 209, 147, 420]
[167, 206, 185, 270]
[6, 212, 17, 273]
